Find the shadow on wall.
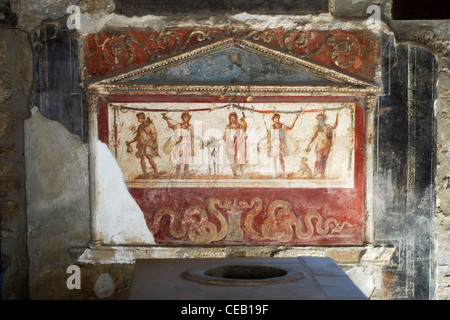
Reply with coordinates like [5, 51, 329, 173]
[0, 235, 2, 300]
[113, 0, 329, 15]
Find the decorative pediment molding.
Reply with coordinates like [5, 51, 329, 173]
[88, 37, 380, 95]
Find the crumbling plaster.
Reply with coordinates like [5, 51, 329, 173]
[2, 0, 448, 299]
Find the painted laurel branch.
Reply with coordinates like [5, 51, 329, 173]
[152, 197, 355, 244]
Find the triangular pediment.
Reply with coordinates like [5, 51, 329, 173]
[90, 37, 378, 93]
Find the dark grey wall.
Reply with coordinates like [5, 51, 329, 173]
[373, 33, 437, 299]
[114, 0, 329, 15]
[0, 29, 33, 300]
[33, 23, 88, 143]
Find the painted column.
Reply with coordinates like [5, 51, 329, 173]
[87, 89, 102, 246]
[364, 94, 377, 244]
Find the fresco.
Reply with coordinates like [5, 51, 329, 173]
[97, 95, 366, 246]
[87, 27, 377, 246]
[85, 29, 378, 82]
[107, 102, 355, 189]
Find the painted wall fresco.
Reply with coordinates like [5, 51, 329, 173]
[108, 101, 355, 189]
[96, 94, 366, 246]
[87, 28, 376, 246]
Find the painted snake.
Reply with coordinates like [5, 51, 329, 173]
[152, 197, 354, 243]
[151, 198, 228, 244]
[244, 198, 355, 242]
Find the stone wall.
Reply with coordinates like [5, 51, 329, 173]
[434, 37, 450, 301]
[0, 28, 32, 299]
[0, 0, 448, 300]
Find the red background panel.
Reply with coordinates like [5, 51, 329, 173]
[85, 29, 378, 82]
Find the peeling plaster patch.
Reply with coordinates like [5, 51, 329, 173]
[360, 245, 396, 265]
[230, 13, 309, 30]
[25, 106, 89, 236]
[346, 267, 375, 298]
[113, 246, 135, 263]
[25, 106, 91, 296]
[78, 247, 135, 264]
[77, 248, 92, 263]
[96, 140, 155, 245]
[79, 13, 166, 34]
[78, 11, 392, 36]
[230, 12, 389, 32]
[11, 0, 80, 32]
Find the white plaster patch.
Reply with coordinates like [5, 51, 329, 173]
[77, 248, 92, 263]
[77, 246, 135, 264]
[231, 13, 306, 30]
[113, 247, 136, 263]
[77, 11, 393, 36]
[361, 245, 396, 265]
[96, 140, 155, 245]
[230, 12, 389, 31]
[25, 106, 90, 243]
[79, 13, 166, 34]
[346, 267, 375, 298]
